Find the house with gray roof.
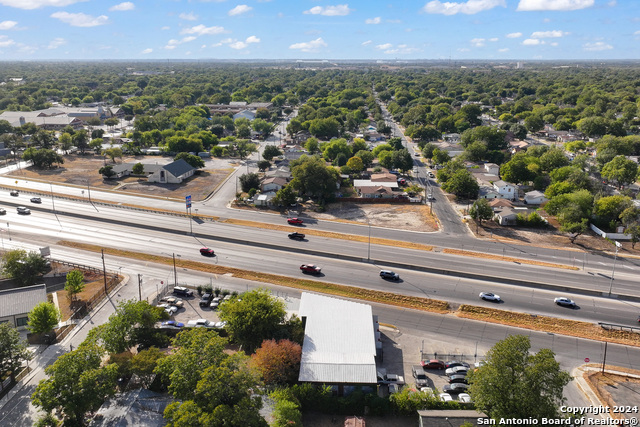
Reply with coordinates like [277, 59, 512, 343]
[0, 284, 47, 329]
[147, 159, 196, 184]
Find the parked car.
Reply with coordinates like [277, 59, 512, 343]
[287, 217, 303, 225]
[173, 286, 193, 297]
[213, 321, 227, 329]
[210, 297, 221, 310]
[474, 360, 486, 369]
[199, 247, 215, 257]
[388, 383, 402, 394]
[378, 373, 405, 385]
[157, 304, 178, 315]
[186, 319, 216, 328]
[16, 206, 30, 215]
[479, 292, 501, 302]
[199, 293, 213, 307]
[458, 393, 472, 403]
[446, 366, 469, 376]
[427, 193, 434, 200]
[448, 374, 468, 384]
[554, 297, 576, 308]
[300, 264, 321, 274]
[444, 361, 469, 369]
[164, 297, 184, 307]
[412, 365, 429, 387]
[379, 270, 400, 281]
[30, 197, 42, 203]
[288, 232, 305, 240]
[442, 383, 469, 394]
[159, 320, 184, 330]
[421, 359, 445, 370]
[439, 393, 453, 402]
[397, 178, 406, 185]
[10, 190, 18, 196]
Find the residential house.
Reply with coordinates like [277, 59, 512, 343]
[358, 186, 395, 199]
[261, 176, 287, 193]
[509, 139, 529, 154]
[524, 190, 548, 205]
[89, 389, 174, 427]
[370, 172, 397, 183]
[478, 186, 502, 199]
[488, 198, 514, 209]
[493, 180, 517, 200]
[297, 293, 379, 395]
[495, 207, 532, 225]
[483, 163, 500, 176]
[233, 110, 256, 121]
[0, 284, 47, 330]
[147, 159, 196, 184]
[254, 192, 275, 206]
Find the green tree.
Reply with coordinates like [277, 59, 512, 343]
[239, 172, 261, 193]
[89, 138, 103, 154]
[322, 138, 351, 162]
[500, 153, 536, 184]
[421, 142, 437, 159]
[431, 148, 451, 165]
[290, 156, 339, 204]
[524, 114, 544, 133]
[469, 199, 494, 224]
[304, 137, 319, 154]
[593, 195, 631, 229]
[346, 156, 364, 173]
[378, 150, 394, 170]
[64, 269, 85, 304]
[218, 288, 287, 353]
[27, 302, 60, 335]
[372, 143, 393, 158]
[0, 322, 32, 380]
[22, 148, 64, 169]
[272, 184, 298, 207]
[467, 335, 571, 421]
[132, 162, 144, 175]
[441, 169, 479, 199]
[59, 133, 73, 154]
[72, 129, 89, 154]
[354, 150, 374, 168]
[1, 249, 49, 287]
[32, 341, 118, 426]
[262, 145, 281, 161]
[539, 147, 570, 173]
[99, 165, 116, 178]
[257, 160, 271, 172]
[393, 148, 414, 173]
[235, 140, 257, 159]
[601, 156, 639, 188]
[251, 118, 274, 138]
[102, 147, 123, 163]
[174, 152, 205, 168]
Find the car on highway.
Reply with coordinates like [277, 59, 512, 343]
[288, 232, 305, 240]
[199, 293, 213, 307]
[300, 264, 321, 275]
[421, 359, 445, 370]
[638, 315, 640, 323]
[287, 217, 303, 225]
[445, 366, 469, 376]
[173, 286, 193, 297]
[199, 247, 215, 257]
[427, 193, 434, 201]
[442, 383, 469, 394]
[16, 206, 30, 215]
[554, 297, 576, 308]
[479, 292, 501, 302]
[412, 365, 429, 387]
[379, 270, 400, 281]
[444, 361, 469, 370]
[186, 319, 216, 328]
[10, 190, 18, 196]
[30, 197, 42, 203]
[448, 374, 468, 384]
[0, 208, 5, 215]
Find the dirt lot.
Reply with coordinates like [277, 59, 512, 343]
[8, 154, 233, 202]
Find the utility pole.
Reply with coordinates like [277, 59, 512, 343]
[101, 249, 107, 293]
[138, 274, 142, 301]
[173, 253, 178, 286]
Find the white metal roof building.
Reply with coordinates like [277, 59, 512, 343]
[297, 292, 378, 386]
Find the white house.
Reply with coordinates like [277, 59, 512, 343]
[261, 176, 287, 193]
[478, 186, 502, 199]
[524, 190, 548, 205]
[147, 159, 196, 184]
[493, 180, 517, 200]
[484, 163, 500, 175]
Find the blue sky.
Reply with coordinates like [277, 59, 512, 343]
[0, 0, 637, 61]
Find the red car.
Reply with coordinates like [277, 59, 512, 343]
[199, 247, 215, 257]
[421, 359, 445, 370]
[300, 264, 321, 274]
[287, 217, 303, 225]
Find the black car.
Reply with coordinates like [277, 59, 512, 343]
[288, 232, 305, 240]
[10, 190, 18, 196]
[30, 197, 42, 204]
[448, 374, 468, 384]
[411, 365, 429, 387]
[442, 383, 469, 394]
[444, 360, 469, 369]
[199, 293, 213, 308]
[173, 286, 194, 297]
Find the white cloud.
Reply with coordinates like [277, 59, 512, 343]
[375, 43, 393, 50]
[471, 38, 485, 46]
[229, 41, 247, 49]
[506, 32, 522, 38]
[0, 0, 87, 10]
[0, 21, 18, 30]
[161, 26, 170, 30]
[245, 35, 260, 43]
[522, 38, 542, 45]
[47, 37, 66, 49]
[165, 36, 196, 49]
[229, 5, 253, 16]
[303, 5, 352, 16]
[141, 48, 153, 54]
[635, 30, 640, 35]
[181, 24, 226, 35]
[179, 12, 198, 21]
[423, 0, 506, 15]
[517, 0, 594, 11]
[109, 2, 134, 11]
[289, 37, 328, 52]
[362, 40, 372, 46]
[489, 37, 498, 42]
[50, 12, 108, 27]
[498, 47, 509, 52]
[583, 41, 613, 51]
[531, 30, 567, 38]
[365, 17, 381, 24]
[383, 45, 420, 54]
[0, 35, 15, 47]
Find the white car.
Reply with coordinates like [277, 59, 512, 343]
[439, 393, 453, 402]
[479, 292, 501, 302]
[157, 303, 178, 315]
[554, 297, 576, 308]
[186, 319, 216, 328]
[458, 393, 472, 403]
[474, 360, 486, 369]
[164, 297, 184, 307]
[445, 366, 469, 376]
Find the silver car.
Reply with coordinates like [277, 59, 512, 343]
[16, 206, 31, 215]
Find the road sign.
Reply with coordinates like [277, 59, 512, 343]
[584, 357, 590, 363]
[185, 195, 192, 208]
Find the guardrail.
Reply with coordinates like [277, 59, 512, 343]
[598, 322, 640, 334]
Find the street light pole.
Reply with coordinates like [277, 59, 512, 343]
[607, 241, 621, 297]
[173, 253, 178, 286]
[367, 218, 371, 261]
